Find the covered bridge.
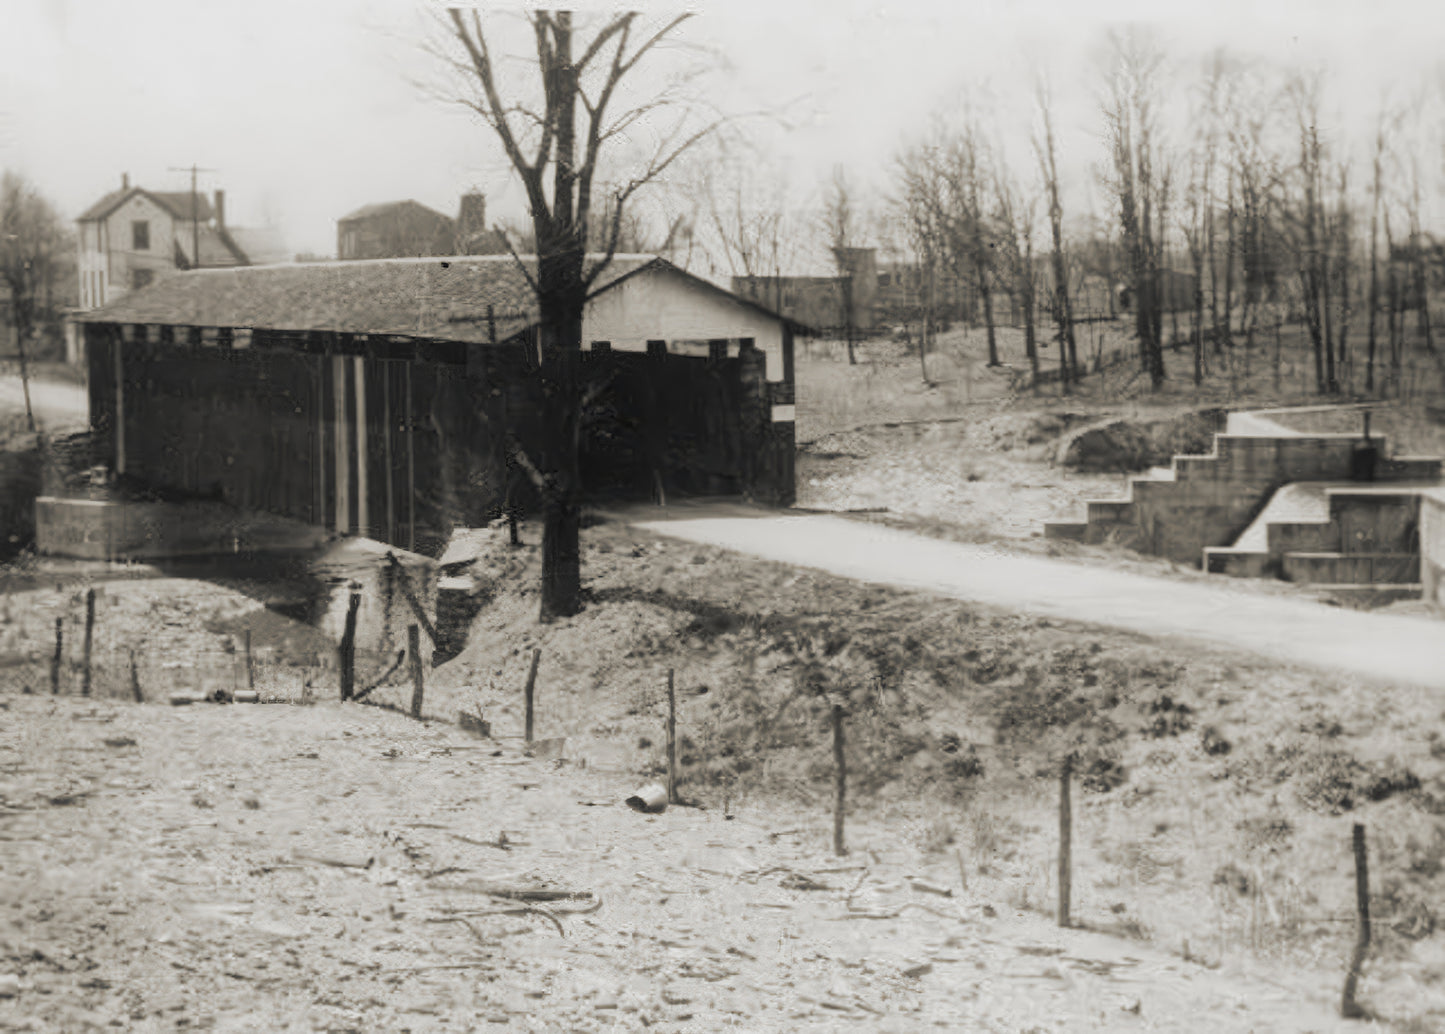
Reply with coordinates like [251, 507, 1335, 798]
[75, 254, 799, 557]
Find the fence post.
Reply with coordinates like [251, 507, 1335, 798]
[81, 588, 95, 698]
[128, 648, 143, 703]
[339, 590, 360, 701]
[1058, 754, 1073, 929]
[50, 617, 62, 695]
[523, 647, 540, 746]
[666, 668, 678, 805]
[1342, 823, 1372, 1018]
[832, 703, 847, 857]
[408, 624, 424, 719]
[244, 628, 254, 691]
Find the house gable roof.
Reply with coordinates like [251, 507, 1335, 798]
[77, 254, 799, 342]
[77, 187, 214, 224]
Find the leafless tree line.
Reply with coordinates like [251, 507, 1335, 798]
[870, 29, 1445, 396]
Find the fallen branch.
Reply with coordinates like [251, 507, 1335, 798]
[444, 894, 602, 919]
[293, 852, 374, 870]
[431, 906, 565, 938]
[438, 882, 593, 902]
[449, 832, 523, 851]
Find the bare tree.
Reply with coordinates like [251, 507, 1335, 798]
[438, 9, 719, 619]
[705, 162, 794, 298]
[1331, 160, 1354, 391]
[823, 166, 861, 365]
[1182, 148, 1209, 386]
[1402, 150, 1436, 361]
[895, 137, 951, 383]
[994, 168, 1040, 385]
[0, 171, 67, 433]
[1100, 29, 1168, 389]
[1035, 78, 1077, 389]
[1364, 104, 1398, 393]
[940, 112, 1002, 367]
[1285, 71, 1336, 394]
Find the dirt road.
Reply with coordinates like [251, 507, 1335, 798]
[0, 374, 87, 431]
[629, 506, 1445, 692]
[0, 693, 1386, 1032]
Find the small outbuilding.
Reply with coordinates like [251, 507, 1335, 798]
[74, 254, 800, 556]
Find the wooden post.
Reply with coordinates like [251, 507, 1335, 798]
[339, 590, 360, 701]
[128, 649, 143, 703]
[81, 588, 95, 698]
[1342, 823, 1372, 1018]
[1058, 755, 1073, 928]
[244, 628, 254, 691]
[408, 624, 424, 719]
[50, 617, 62, 695]
[832, 703, 847, 857]
[666, 668, 678, 805]
[523, 647, 540, 745]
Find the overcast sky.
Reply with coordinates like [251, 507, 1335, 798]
[2, 0, 1442, 264]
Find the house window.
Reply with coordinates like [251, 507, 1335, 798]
[132, 221, 150, 251]
[132, 269, 154, 290]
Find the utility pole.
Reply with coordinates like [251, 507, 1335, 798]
[168, 164, 217, 269]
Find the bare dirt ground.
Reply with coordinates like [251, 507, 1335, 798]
[0, 690, 1390, 1033]
[3, 332, 1444, 1030]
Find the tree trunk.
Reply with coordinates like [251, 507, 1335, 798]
[977, 260, 999, 366]
[1367, 167, 1381, 394]
[1223, 173, 1236, 355]
[1193, 266, 1205, 387]
[1022, 241, 1038, 385]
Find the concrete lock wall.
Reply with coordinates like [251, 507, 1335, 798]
[1423, 490, 1445, 605]
[0, 436, 43, 560]
[35, 496, 330, 561]
[1133, 435, 1387, 565]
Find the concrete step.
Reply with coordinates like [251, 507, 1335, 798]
[1202, 547, 1271, 578]
[1309, 583, 1424, 606]
[1282, 552, 1421, 585]
[1043, 522, 1088, 541]
[1172, 455, 1220, 481]
[1380, 456, 1443, 480]
[1086, 500, 1136, 523]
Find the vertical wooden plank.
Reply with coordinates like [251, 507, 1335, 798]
[666, 668, 678, 805]
[339, 590, 360, 701]
[332, 354, 350, 534]
[832, 703, 847, 856]
[114, 331, 126, 475]
[523, 647, 540, 746]
[354, 355, 368, 538]
[316, 352, 329, 530]
[81, 588, 95, 698]
[408, 624, 424, 719]
[1342, 823, 1372, 1017]
[383, 360, 395, 546]
[406, 362, 416, 552]
[1058, 755, 1073, 928]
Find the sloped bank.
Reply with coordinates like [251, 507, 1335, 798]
[352, 517, 1445, 1028]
